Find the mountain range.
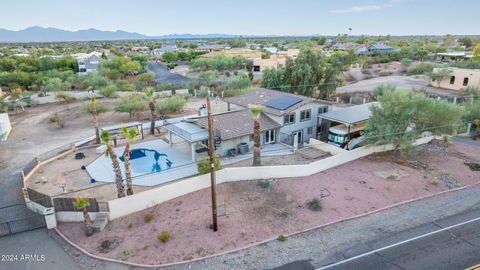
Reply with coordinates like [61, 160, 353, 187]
[0, 26, 238, 42]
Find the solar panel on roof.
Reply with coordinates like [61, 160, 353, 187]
[263, 96, 302, 110]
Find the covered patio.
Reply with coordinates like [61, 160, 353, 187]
[164, 121, 209, 161]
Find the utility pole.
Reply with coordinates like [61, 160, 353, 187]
[206, 96, 218, 231]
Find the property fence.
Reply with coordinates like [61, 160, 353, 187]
[26, 188, 53, 208]
[108, 136, 435, 220]
[52, 197, 100, 212]
[0, 215, 46, 237]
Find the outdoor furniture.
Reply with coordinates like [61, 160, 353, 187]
[96, 145, 106, 154]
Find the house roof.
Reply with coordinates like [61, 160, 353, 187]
[318, 102, 379, 125]
[223, 88, 312, 116]
[192, 109, 281, 141]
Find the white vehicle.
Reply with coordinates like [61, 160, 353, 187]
[327, 120, 368, 149]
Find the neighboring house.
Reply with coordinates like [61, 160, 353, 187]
[152, 45, 178, 56]
[431, 67, 480, 91]
[357, 43, 395, 55]
[204, 48, 262, 59]
[331, 42, 361, 51]
[252, 49, 300, 73]
[77, 54, 102, 75]
[196, 44, 227, 52]
[436, 51, 473, 62]
[130, 46, 150, 53]
[0, 113, 11, 142]
[264, 47, 278, 54]
[223, 88, 331, 146]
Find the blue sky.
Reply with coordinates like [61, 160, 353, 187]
[1, 0, 479, 36]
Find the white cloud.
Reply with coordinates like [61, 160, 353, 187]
[330, 4, 393, 14]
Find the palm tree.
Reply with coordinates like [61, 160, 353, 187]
[249, 104, 263, 166]
[73, 197, 93, 236]
[120, 126, 137, 195]
[348, 28, 352, 36]
[100, 131, 125, 198]
[144, 87, 157, 135]
[83, 96, 108, 144]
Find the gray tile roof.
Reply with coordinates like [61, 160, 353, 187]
[223, 88, 311, 116]
[192, 109, 281, 141]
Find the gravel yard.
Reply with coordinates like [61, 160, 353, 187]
[57, 140, 480, 266]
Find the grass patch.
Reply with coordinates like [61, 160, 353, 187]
[277, 235, 286, 242]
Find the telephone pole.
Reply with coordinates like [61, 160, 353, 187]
[206, 95, 218, 231]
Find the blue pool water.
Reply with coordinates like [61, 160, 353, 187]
[120, 148, 173, 174]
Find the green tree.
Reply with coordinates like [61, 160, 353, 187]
[82, 96, 109, 143]
[136, 72, 155, 87]
[261, 68, 285, 89]
[98, 84, 117, 98]
[115, 79, 134, 92]
[120, 126, 138, 195]
[249, 104, 263, 166]
[155, 95, 187, 115]
[429, 68, 452, 88]
[463, 100, 480, 139]
[364, 89, 463, 153]
[114, 94, 148, 118]
[73, 197, 93, 236]
[100, 131, 125, 198]
[41, 78, 70, 92]
[473, 43, 480, 60]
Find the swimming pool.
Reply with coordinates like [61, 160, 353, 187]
[120, 148, 173, 174]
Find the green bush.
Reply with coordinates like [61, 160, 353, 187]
[196, 156, 221, 175]
[258, 179, 273, 189]
[114, 94, 148, 118]
[98, 84, 117, 98]
[115, 80, 134, 92]
[54, 91, 76, 103]
[155, 95, 187, 115]
[157, 231, 170, 243]
[307, 198, 322, 211]
[277, 235, 286, 242]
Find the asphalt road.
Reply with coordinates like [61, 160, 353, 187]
[313, 210, 480, 270]
[146, 61, 192, 86]
[453, 136, 480, 148]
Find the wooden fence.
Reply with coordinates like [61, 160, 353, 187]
[26, 188, 53, 207]
[52, 197, 99, 212]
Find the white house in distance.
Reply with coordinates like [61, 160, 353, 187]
[72, 52, 105, 75]
[164, 88, 331, 160]
[0, 113, 12, 141]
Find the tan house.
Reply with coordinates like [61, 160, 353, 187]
[203, 48, 262, 59]
[431, 67, 480, 91]
[252, 49, 300, 72]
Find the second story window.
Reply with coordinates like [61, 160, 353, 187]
[450, 76, 455, 84]
[300, 109, 311, 122]
[463, 77, 469, 86]
[318, 106, 328, 114]
[284, 113, 295, 125]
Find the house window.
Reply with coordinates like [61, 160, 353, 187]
[463, 77, 469, 86]
[253, 65, 260, 72]
[318, 106, 328, 114]
[265, 129, 276, 144]
[249, 134, 254, 141]
[450, 76, 455, 84]
[300, 109, 311, 122]
[283, 113, 295, 125]
[307, 127, 313, 135]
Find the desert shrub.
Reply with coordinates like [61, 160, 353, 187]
[441, 135, 451, 144]
[277, 235, 286, 242]
[233, 70, 239, 76]
[155, 95, 187, 115]
[157, 231, 170, 243]
[257, 179, 273, 189]
[307, 198, 322, 211]
[400, 58, 413, 66]
[127, 223, 133, 229]
[115, 80, 134, 92]
[157, 83, 177, 91]
[143, 212, 153, 223]
[378, 71, 393, 77]
[166, 63, 177, 70]
[114, 94, 147, 118]
[48, 112, 65, 128]
[196, 156, 221, 175]
[54, 91, 76, 103]
[196, 86, 210, 97]
[98, 84, 117, 98]
[407, 63, 433, 75]
[225, 71, 231, 77]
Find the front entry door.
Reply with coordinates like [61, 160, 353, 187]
[292, 130, 303, 145]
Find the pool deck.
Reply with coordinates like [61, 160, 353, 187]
[86, 139, 294, 187]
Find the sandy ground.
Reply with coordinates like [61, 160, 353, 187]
[57, 141, 480, 265]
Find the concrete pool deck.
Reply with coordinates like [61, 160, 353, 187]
[86, 140, 197, 186]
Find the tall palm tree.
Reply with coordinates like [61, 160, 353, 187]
[100, 130, 125, 198]
[120, 126, 137, 196]
[249, 104, 263, 166]
[73, 197, 93, 236]
[144, 87, 157, 135]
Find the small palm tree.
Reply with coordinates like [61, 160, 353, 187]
[100, 130, 125, 198]
[249, 104, 263, 166]
[73, 197, 93, 236]
[145, 87, 157, 135]
[120, 126, 137, 195]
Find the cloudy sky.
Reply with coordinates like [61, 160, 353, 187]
[1, 0, 479, 36]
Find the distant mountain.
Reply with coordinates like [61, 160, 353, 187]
[0, 26, 238, 42]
